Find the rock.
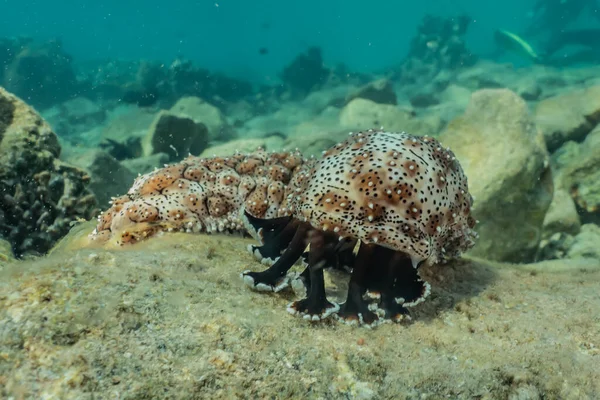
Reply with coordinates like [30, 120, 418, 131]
[98, 137, 143, 161]
[284, 132, 338, 158]
[70, 150, 136, 207]
[0, 90, 60, 159]
[279, 107, 347, 157]
[199, 137, 285, 158]
[555, 126, 600, 224]
[302, 84, 359, 113]
[0, 238, 15, 263]
[169, 96, 235, 141]
[122, 153, 170, 175]
[408, 92, 439, 108]
[280, 46, 330, 96]
[426, 84, 472, 122]
[534, 85, 600, 152]
[439, 89, 553, 262]
[440, 85, 472, 105]
[0, 87, 97, 257]
[339, 98, 439, 136]
[240, 104, 313, 139]
[286, 106, 341, 137]
[3, 231, 600, 398]
[538, 224, 600, 261]
[454, 61, 512, 91]
[345, 79, 397, 105]
[515, 80, 542, 101]
[102, 105, 158, 144]
[567, 224, 600, 259]
[2, 39, 79, 110]
[542, 189, 581, 239]
[536, 232, 575, 261]
[42, 97, 106, 138]
[142, 111, 209, 161]
[550, 140, 580, 171]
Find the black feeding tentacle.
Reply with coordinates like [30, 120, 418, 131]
[292, 235, 356, 298]
[287, 230, 339, 320]
[244, 211, 296, 262]
[241, 222, 309, 292]
[336, 242, 380, 326]
[365, 249, 429, 321]
[387, 251, 431, 308]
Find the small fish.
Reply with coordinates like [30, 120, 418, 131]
[494, 29, 540, 62]
[258, 47, 269, 55]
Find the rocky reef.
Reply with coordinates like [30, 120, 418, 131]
[1, 13, 600, 398]
[1, 227, 599, 399]
[0, 88, 97, 258]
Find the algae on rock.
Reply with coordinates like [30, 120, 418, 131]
[0, 88, 97, 257]
[440, 88, 553, 262]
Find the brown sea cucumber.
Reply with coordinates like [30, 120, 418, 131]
[90, 129, 477, 326]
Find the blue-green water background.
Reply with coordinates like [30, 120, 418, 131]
[1, 0, 577, 82]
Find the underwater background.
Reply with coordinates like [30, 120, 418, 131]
[1, 0, 600, 398]
[1, 0, 538, 78]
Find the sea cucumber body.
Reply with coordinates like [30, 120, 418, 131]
[90, 149, 312, 245]
[90, 130, 476, 266]
[89, 130, 477, 326]
[292, 130, 476, 266]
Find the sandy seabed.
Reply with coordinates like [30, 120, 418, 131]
[1, 222, 599, 400]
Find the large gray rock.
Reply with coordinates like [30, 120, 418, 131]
[542, 188, 581, 239]
[345, 79, 397, 105]
[71, 150, 136, 207]
[199, 137, 285, 158]
[121, 152, 170, 175]
[439, 89, 553, 262]
[142, 111, 209, 161]
[169, 96, 235, 142]
[101, 105, 157, 143]
[567, 224, 600, 259]
[339, 98, 440, 136]
[538, 224, 600, 261]
[534, 85, 600, 152]
[554, 126, 600, 224]
[43, 97, 106, 137]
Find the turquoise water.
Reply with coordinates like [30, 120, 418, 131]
[2, 0, 538, 80]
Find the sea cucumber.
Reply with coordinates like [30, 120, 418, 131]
[89, 147, 309, 244]
[90, 129, 477, 326]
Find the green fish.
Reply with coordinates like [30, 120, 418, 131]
[494, 29, 541, 62]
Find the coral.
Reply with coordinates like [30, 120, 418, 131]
[0, 88, 97, 257]
[398, 14, 476, 84]
[90, 130, 476, 326]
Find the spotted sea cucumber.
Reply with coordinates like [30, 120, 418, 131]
[90, 129, 477, 327]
